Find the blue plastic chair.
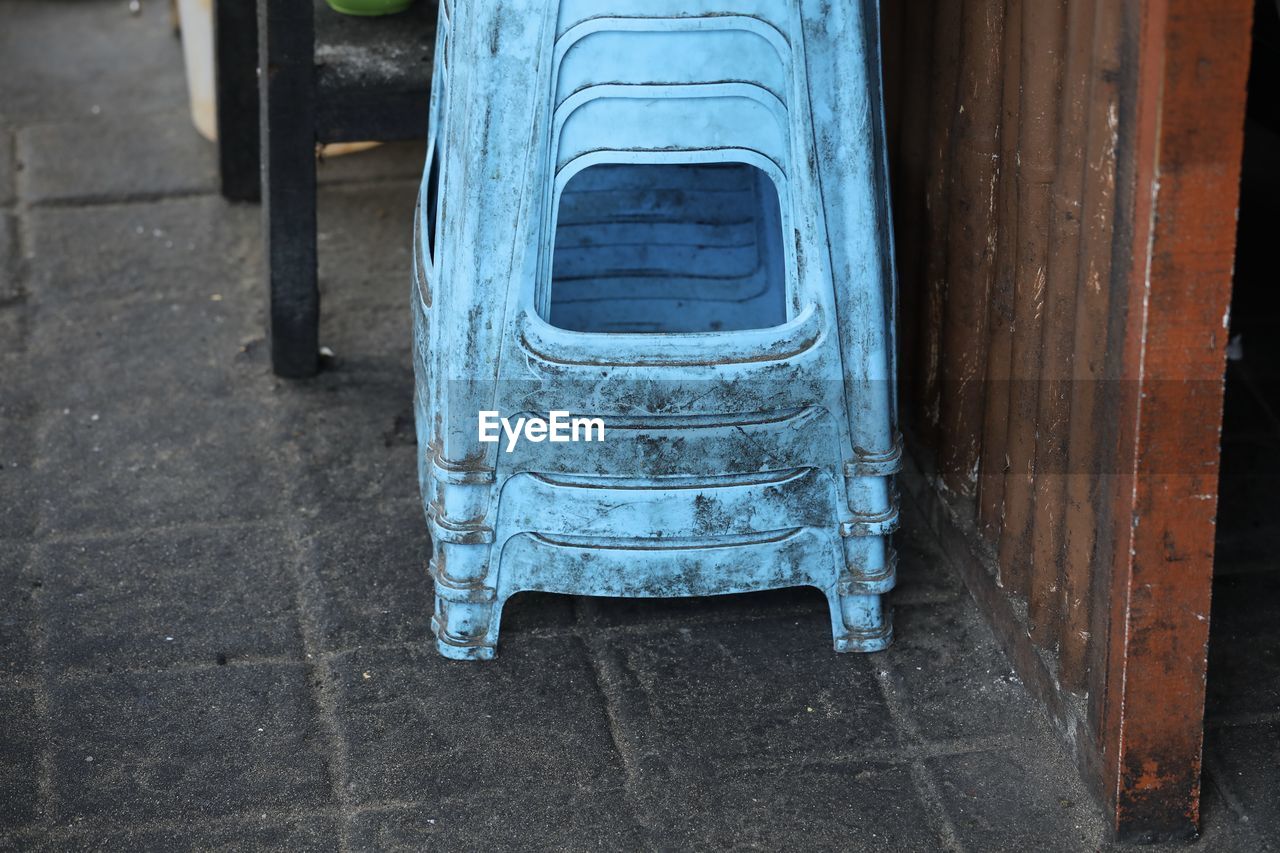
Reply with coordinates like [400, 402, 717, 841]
[414, 0, 900, 660]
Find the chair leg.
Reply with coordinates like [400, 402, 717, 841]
[428, 534, 502, 661]
[258, 0, 319, 378]
[829, 589, 893, 653]
[215, 0, 261, 202]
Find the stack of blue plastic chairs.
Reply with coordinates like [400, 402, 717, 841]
[414, 0, 901, 660]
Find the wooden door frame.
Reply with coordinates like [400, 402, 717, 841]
[902, 0, 1253, 841]
[1097, 0, 1253, 839]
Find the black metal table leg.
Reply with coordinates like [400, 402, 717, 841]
[215, 0, 261, 202]
[258, 0, 319, 378]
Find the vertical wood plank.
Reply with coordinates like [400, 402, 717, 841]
[976, 0, 1023, 541]
[1098, 0, 1251, 839]
[1027, 0, 1096, 645]
[996, 0, 1065, 596]
[938, 0, 1005, 499]
[1060, 0, 1123, 691]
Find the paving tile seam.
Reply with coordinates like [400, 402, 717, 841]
[280, 424, 373, 853]
[0, 675, 40, 693]
[21, 517, 288, 549]
[6, 188, 53, 828]
[312, 603, 827, 658]
[22, 187, 220, 211]
[6, 172, 33, 307]
[25, 541, 56, 830]
[12, 176, 422, 214]
[1200, 747, 1253, 825]
[1, 126, 15, 210]
[633, 733, 1041, 782]
[9, 108, 206, 134]
[39, 655, 311, 684]
[906, 761, 966, 853]
[576, 630, 663, 847]
[767, 733, 1038, 768]
[0, 795, 518, 848]
[869, 662, 967, 853]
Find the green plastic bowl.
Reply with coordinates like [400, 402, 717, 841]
[325, 0, 414, 16]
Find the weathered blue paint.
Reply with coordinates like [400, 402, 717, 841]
[413, 0, 900, 660]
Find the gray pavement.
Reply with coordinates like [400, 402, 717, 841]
[0, 2, 1274, 851]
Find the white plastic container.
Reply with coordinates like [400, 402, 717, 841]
[177, 0, 217, 141]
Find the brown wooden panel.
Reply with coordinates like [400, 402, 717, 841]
[1061, 0, 1123, 692]
[937, 0, 1005, 499]
[1097, 0, 1252, 839]
[975, 0, 1022, 542]
[996, 0, 1066, 596]
[1026, 0, 1095, 647]
[886, 0, 1251, 839]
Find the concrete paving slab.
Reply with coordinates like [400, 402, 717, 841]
[36, 527, 304, 675]
[33, 395, 290, 538]
[0, 687, 38, 831]
[641, 763, 941, 850]
[573, 585, 819, 633]
[0, 415, 38, 542]
[346, 790, 649, 851]
[317, 141, 428, 187]
[24, 196, 260, 306]
[928, 747, 1104, 852]
[0, 545, 36, 679]
[17, 110, 216, 205]
[27, 290, 265, 405]
[301, 506, 434, 652]
[0, 0, 187, 125]
[327, 639, 624, 805]
[317, 184, 417, 312]
[35, 815, 343, 853]
[879, 599, 1040, 742]
[47, 663, 331, 823]
[283, 374, 421, 513]
[891, 506, 966, 606]
[595, 620, 897, 775]
[0, 128, 14, 207]
[0, 214, 18, 303]
[1205, 721, 1280, 843]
